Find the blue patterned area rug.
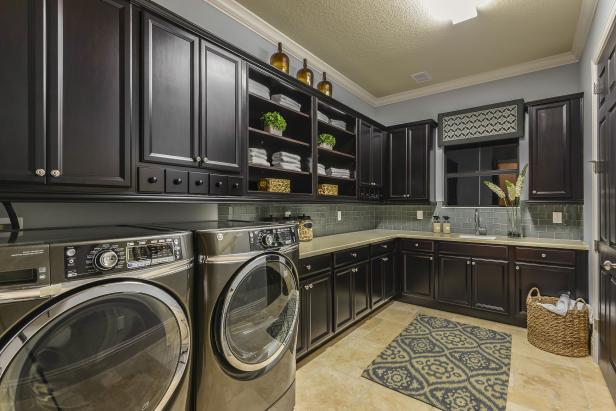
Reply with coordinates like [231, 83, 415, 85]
[362, 314, 511, 411]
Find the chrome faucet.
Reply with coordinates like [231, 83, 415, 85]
[474, 209, 486, 235]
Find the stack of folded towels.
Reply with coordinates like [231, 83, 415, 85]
[248, 147, 270, 167]
[326, 167, 351, 178]
[306, 157, 326, 175]
[272, 151, 302, 172]
[317, 111, 329, 123]
[330, 119, 347, 129]
[271, 94, 302, 111]
[249, 79, 270, 99]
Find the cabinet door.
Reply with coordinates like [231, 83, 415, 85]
[47, 0, 131, 186]
[142, 13, 199, 167]
[334, 267, 353, 331]
[388, 128, 408, 198]
[471, 258, 510, 314]
[401, 251, 434, 300]
[372, 128, 385, 187]
[529, 100, 573, 200]
[370, 257, 384, 308]
[409, 124, 429, 200]
[296, 278, 308, 358]
[359, 121, 372, 186]
[515, 262, 575, 316]
[383, 254, 395, 299]
[201, 41, 242, 172]
[0, 0, 45, 184]
[353, 262, 370, 318]
[438, 255, 471, 306]
[306, 272, 333, 348]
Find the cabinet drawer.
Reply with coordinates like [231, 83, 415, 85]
[439, 241, 508, 260]
[138, 167, 164, 193]
[209, 174, 228, 195]
[400, 239, 434, 253]
[228, 176, 244, 196]
[515, 247, 575, 266]
[371, 240, 395, 256]
[299, 254, 332, 278]
[165, 170, 188, 193]
[334, 246, 370, 267]
[189, 172, 209, 194]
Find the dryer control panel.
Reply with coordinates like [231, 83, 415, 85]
[249, 227, 297, 251]
[64, 236, 183, 279]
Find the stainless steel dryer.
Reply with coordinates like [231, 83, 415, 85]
[0, 226, 194, 411]
[152, 221, 300, 411]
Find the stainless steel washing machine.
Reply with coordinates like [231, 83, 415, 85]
[0, 226, 194, 411]
[152, 221, 300, 411]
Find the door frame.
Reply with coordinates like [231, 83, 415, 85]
[592, 1, 616, 361]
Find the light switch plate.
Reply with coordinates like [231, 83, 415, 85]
[552, 212, 563, 224]
[417, 210, 424, 220]
[337, 210, 342, 221]
[284, 211, 291, 217]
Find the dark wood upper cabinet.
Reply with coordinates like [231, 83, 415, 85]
[47, 0, 131, 187]
[409, 124, 430, 200]
[527, 93, 583, 202]
[388, 128, 408, 199]
[200, 41, 242, 172]
[0, 0, 45, 184]
[142, 12, 199, 168]
[359, 120, 384, 188]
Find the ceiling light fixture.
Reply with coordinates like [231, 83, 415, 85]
[423, 0, 487, 24]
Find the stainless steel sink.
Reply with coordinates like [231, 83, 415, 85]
[459, 234, 497, 240]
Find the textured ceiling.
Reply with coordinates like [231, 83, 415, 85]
[235, 0, 583, 97]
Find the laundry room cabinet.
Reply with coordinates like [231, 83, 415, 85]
[297, 271, 333, 358]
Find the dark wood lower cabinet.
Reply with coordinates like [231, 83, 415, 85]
[471, 258, 510, 314]
[353, 262, 370, 318]
[438, 255, 471, 306]
[297, 271, 333, 358]
[401, 251, 434, 301]
[515, 262, 575, 319]
[334, 267, 354, 331]
[371, 254, 394, 308]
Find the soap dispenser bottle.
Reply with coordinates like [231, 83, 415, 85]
[432, 215, 442, 233]
[442, 216, 451, 234]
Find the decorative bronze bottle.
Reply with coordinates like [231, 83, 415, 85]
[317, 72, 332, 96]
[270, 42, 289, 74]
[296, 58, 314, 86]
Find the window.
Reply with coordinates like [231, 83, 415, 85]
[444, 139, 519, 206]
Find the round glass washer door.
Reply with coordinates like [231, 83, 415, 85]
[220, 253, 299, 373]
[0, 281, 190, 411]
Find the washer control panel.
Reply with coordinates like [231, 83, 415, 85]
[248, 227, 297, 251]
[64, 236, 183, 279]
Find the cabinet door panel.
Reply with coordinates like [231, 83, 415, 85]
[471, 258, 509, 314]
[201, 42, 242, 171]
[370, 257, 384, 308]
[296, 279, 308, 358]
[516, 262, 575, 316]
[409, 124, 429, 199]
[383, 254, 395, 299]
[438, 255, 471, 306]
[48, 0, 131, 186]
[334, 268, 353, 331]
[359, 121, 372, 186]
[0, 0, 45, 183]
[354, 262, 370, 318]
[307, 273, 333, 347]
[402, 252, 434, 299]
[372, 129, 384, 187]
[142, 13, 198, 167]
[389, 128, 408, 198]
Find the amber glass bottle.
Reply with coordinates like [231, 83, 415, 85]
[296, 58, 314, 86]
[317, 72, 332, 96]
[270, 42, 289, 74]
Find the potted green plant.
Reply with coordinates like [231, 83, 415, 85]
[318, 133, 336, 150]
[482, 164, 528, 238]
[261, 111, 287, 136]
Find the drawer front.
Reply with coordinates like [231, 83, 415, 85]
[138, 167, 164, 193]
[439, 241, 508, 260]
[209, 174, 228, 195]
[228, 176, 244, 196]
[400, 239, 434, 253]
[299, 254, 332, 278]
[165, 170, 189, 193]
[189, 172, 209, 194]
[371, 240, 395, 256]
[515, 247, 576, 266]
[334, 246, 370, 267]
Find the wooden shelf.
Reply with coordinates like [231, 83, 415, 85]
[317, 194, 357, 200]
[249, 92, 310, 119]
[318, 174, 356, 182]
[318, 120, 355, 136]
[249, 127, 311, 148]
[318, 146, 355, 159]
[249, 164, 311, 176]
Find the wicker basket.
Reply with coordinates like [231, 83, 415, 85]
[258, 178, 291, 193]
[318, 183, 338, 196]
[526, 287, 589, 357]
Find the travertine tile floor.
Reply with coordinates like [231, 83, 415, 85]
[295, 301, 616, 411]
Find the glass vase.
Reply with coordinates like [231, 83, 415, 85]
[506, 206, 522, 238]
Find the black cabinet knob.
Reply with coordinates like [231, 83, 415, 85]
[173, 178, 183, 185]
[216, 181, 223, 187]
[148, 176, 158, 183]
[196, 179, 204, 186]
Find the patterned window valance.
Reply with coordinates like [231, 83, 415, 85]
[437, 99, 524, 146]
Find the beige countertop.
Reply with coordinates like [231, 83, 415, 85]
[298, 229, 589, 258]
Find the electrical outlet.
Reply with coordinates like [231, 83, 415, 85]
[337, 210, 342, 221]
[417, 210, 424, 220]
[552, 212, 563, 224]
[284, 211, 291, 217]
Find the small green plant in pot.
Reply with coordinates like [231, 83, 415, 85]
[261, 111, 287, 136]
[318, 133, 336, 150]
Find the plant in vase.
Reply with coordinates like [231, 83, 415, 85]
[318, 133, 336, 150]
[482, 164, 528, 238]
[261, 111, 287, 136]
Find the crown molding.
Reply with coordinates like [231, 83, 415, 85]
[592, 0, 616, 63]
[204, 0, 592, 108]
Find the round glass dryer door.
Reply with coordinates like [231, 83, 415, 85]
[0, 281, 190, 411]
[220, 253, 299, 372]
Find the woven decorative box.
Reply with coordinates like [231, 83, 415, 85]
[258, 178, 291, 193]
[318, 183, 338, 196]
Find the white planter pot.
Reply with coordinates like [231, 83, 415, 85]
[319, 143, 333, 150]
[265, 125, 283, 136]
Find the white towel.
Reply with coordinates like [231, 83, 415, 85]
[330, 119, 347, 129]
[274, 162, 302, 171]
[249, 158, 271, 167]
[326, 167, 350, 176]
[272, 151, 301, 161]
[538, 293, 586, 317]
[317, 111, 329, 122]
[249, 147, 267, 155]
[249, 152, 268, 160]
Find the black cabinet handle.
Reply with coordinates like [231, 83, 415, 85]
[196, 179, 204, 186]
[148, 176, 158, 183]
[173, 178, 183, 185]
[216, 181, 223, 187]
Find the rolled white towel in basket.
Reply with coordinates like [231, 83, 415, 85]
[538, 293, 588, 317]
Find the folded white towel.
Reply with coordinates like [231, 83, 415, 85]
[326, 167, 350, 175]
[249, 159, 271, 167]
[249, 147, 267, 154]
[537, 293, 584, 317]
[249, 152, 268, 160]
[317, 111, 329, 122]
[274, 163, 302, 171]
[330, 119, 347, 129]
[272, 151, 301, 161]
